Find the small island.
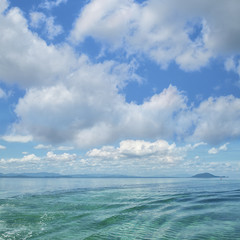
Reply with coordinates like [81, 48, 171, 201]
[192, 173, 226, 178]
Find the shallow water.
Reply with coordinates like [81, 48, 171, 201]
[0, 178, 240, 239]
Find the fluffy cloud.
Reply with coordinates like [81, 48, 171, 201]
[0, 145, 6, 149]
[30, 11, 63, 39]
[11, 80, 240, 148]
[192, 96, 240, 144]
[13, 82, 188, 148]
[70, 0, 240, 71]
[87, 139, 187, 163]
[0, 4, 76, 87]
[0, 151, 78, 173]
[0, 140, 196, 174]
[208, 143, 229, 154]
[1, 1, 240, 149]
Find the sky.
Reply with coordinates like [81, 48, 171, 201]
[0, 0, 240, 177]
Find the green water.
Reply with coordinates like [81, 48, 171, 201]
[0, 178, 240, 239]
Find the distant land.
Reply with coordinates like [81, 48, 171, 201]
[0, 172, 228, 178]
[192, 173, 227, 178]
[0, 172, 187, 178]
[0, 172, 136, 178]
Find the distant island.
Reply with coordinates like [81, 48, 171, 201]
[192, 173, 227, 178]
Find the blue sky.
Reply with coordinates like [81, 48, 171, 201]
[0, 0, 240, 177]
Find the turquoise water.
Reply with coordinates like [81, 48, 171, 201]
[0, 178, 240, 239]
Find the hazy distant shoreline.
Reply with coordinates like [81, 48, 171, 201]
[0, 172, 227, 179]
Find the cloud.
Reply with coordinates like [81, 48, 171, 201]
[34, 144, 52, 149]
[0, 140, 191, 174]
[1, 2, 240, 149]
[0, 6, 76, 87]
[208, 147, 218, 155]
[70, 0, 240, 71]
[29, 11, 46, 28]
[2, 135, 33, 143]
[208, 143, 229, 154]
[55, 146, 74, 151]
[192, 96, 240, 144]
[0, 0, 8, 13]
[0, 145, 6, 149]
[40, 0, 68, 10]
[34, 144, 74, 151]
[0, 151, 78, 173]
[0, 88, 7, 98]
[10, 77, 240, 148]
[87, 139, 187, 164]
[30, 11, 63, 39]
[13, 83, 188, 148]
[0, 154, 41, 164]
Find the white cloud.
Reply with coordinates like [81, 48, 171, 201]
[192, 96, 240, 144]
[1, 2, 240, 149]
[70, 0, 240, 71]
[14, 83, 188, 148]
[0, 154, 40, 164]
[34, 144, 52, 149]
[219, 143, 229, 151]
[208, 143, 229, 154]
[30, 11, 63, 39]
[2, 135, 33, 143]
[29, 11, 46, 28]
[0, 0, 8, 13]
[46, 151, 77, 161]
[0, 151, 78, 173]
[87, 139, 187, 164]
[40, 0, 68, 10]
[208, 147, 218, 155]
[44, 16, 63, 39]
[0, 88, 7, 98]
[0, 145, 6, 149]
[0, 6, 76, 87]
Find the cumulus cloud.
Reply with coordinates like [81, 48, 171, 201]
[192, 96, 240, 144]
[10, 78, 240, 148]
[208, 143, 229, 154]
[87, 139, 187, 163]
[13, 83, 189, 148]
[0, 5, 76, 87]
[1, 1, 240, 149]
[0, 154, 40, 164]
[0, 140, 197, 174]
[0, 145, 6, 149]
[70, 0, 240, 71]
[0, 151, 78, 173]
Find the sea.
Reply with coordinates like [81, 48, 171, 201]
[0, 177, 240, 240]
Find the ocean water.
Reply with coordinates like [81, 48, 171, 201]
[0, 178, 240, 240]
